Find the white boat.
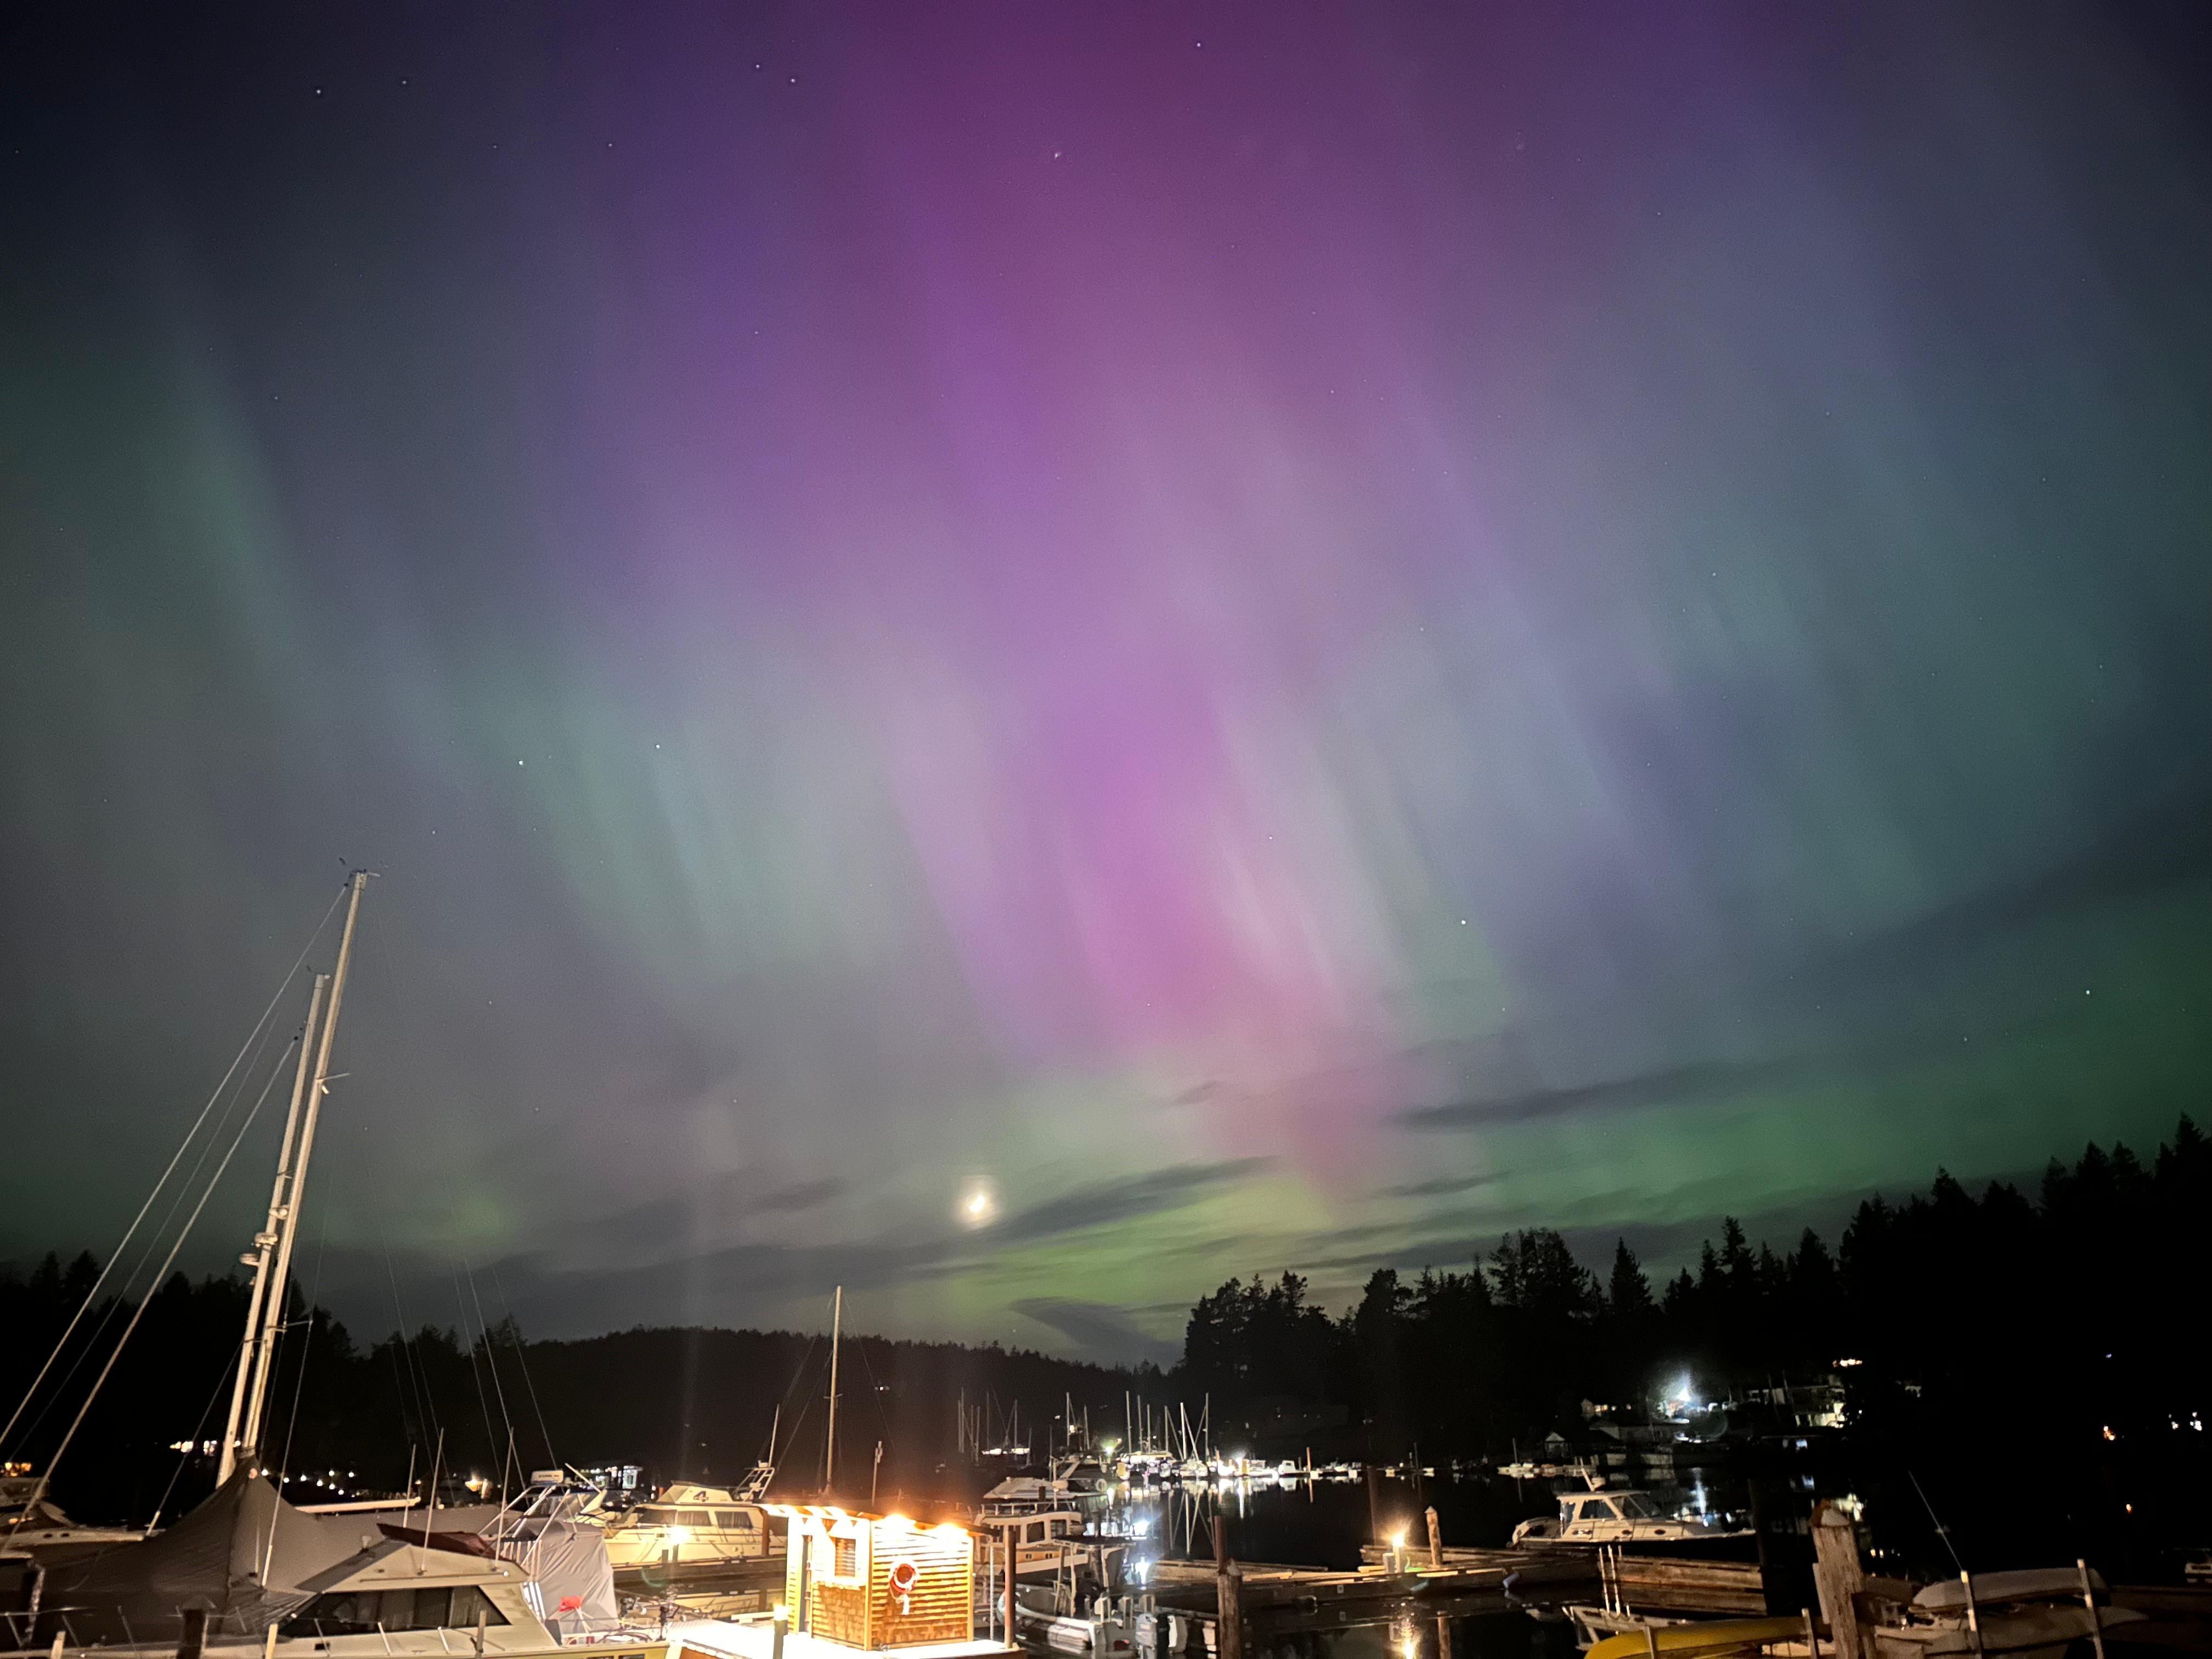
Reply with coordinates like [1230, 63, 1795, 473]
[1510, 1486, 1739, 1547]
[1872, 1567, 2145, 1659]
[0, 1474, 143, 1557]
[25, 1469, 652, 1657]
[1014, 1580, 1135, 1652]
[601, 1481, 774, 1570]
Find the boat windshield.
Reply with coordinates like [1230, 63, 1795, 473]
[1615, 1494, 1658, 1519]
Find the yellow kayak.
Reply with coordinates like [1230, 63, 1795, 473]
[1588, 1618, 1810, 1659]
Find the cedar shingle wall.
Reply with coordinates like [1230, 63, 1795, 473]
[868, 1530, 972, 1649]
[810, 1581, 869, 1645]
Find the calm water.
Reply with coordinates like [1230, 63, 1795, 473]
[1114, 1472, 1746, 1570]
[1003, 1478, 1633, 1659]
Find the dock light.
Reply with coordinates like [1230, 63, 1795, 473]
[665, 1525, 693, 1545]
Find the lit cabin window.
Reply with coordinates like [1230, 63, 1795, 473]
[834, 1537, 857, 1578]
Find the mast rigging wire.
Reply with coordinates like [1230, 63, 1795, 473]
[488, 1261, 557, 1470]
[0, 882, 346, 1455]
[4, 1031, 295, 1541]
[462, 1260, 518, 1479]
[5, 1010, 287, 1455]
[382, 1240, 438, 1449]
[270, 1209, 331, 1500]
[454, 1274, 503, 1472]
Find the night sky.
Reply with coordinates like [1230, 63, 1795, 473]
[3, 5, 2208, 1367]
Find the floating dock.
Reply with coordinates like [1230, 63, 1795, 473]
[1143, 1547, 1592, 1610]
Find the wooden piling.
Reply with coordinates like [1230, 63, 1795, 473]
[1810, 1503, 1866, 1659]
[1367, 1465, 1380, 1542]
[1217, 1564, 1244, 1659]
[1426, 1506, 1443, 1568]
[176, 1608, 206, 1659]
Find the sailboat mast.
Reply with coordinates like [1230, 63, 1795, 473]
[823, 1285, 842, 1491]
[242, 870, 370, 1460]
[217, 970, 329, 1485]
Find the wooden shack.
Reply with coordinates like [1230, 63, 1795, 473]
[766, 1503, 975, 1651]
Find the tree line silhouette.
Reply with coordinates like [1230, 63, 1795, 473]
[0, 1265, 1152, 1527]
[9, 1118, 2205, 1565]
[1178, 1119, 2212, 1568]
[1183, 1119, 2212, 1459]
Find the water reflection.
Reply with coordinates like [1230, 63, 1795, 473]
[1098, 1471, 1748, 1571]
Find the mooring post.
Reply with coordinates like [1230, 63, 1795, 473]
[1426, 1506, 1442, 1568]
[176, 1608, 206, 1659]
[1437, 1613, 1453, 1659]
[1210, 1514, 1240, 1659]
[1217, 1564, 1243, 1659]
[1802, 1607, 1820, 1659]
[1960, 1573, 1985, 1659]
[1810, 1502, 1867, 1659]
[2076, 1561, 2107, 1659]
[1367, 1465, 1381, 1542]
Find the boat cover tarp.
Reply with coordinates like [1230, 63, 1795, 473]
[36, 1472, 371, 1644]
[509, 1521, 618, 1640]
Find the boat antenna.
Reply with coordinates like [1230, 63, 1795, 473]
[1909, 1469, 1966, 1573]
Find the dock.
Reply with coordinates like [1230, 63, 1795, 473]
[1141, 1548, 1592, 1610]
[669, 1618, 1017, 1659]
[618, 1559, 788, 1620]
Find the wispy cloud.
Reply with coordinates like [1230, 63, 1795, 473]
[1013, 1298, 1178, 1367]
[1398, 1057, 1791, 1129]
[1374, 1170, 1505, 1199]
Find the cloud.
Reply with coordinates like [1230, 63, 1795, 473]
[1374, 1170, 1505, 1199]
[382, 1156, 1278, 1350]
[1398, 1057, 1792, 1130]
[992, 1159, 1274, 1246]
[1012, 1298, 1178, 1367]
[755, 1177, 845, 1215]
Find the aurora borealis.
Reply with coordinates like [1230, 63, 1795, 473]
[3, 5, 2208, 1364]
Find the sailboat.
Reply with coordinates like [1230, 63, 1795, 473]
[13, 878, 648, 1657]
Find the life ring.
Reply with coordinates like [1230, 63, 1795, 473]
[888, 1559, 919, 1615]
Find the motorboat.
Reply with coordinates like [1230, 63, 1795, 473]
[0, 1472, 143, 1559]
[1013, 1575, 1135, 1653]
[1870, 1567, 2145, 1659]
[600, 1481, 774, 1570]
[19, 1471, 654, 1658]
[1511, 1486, 1741, 1547]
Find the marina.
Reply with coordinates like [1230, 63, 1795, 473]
[6, 885, 2211, 1659]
